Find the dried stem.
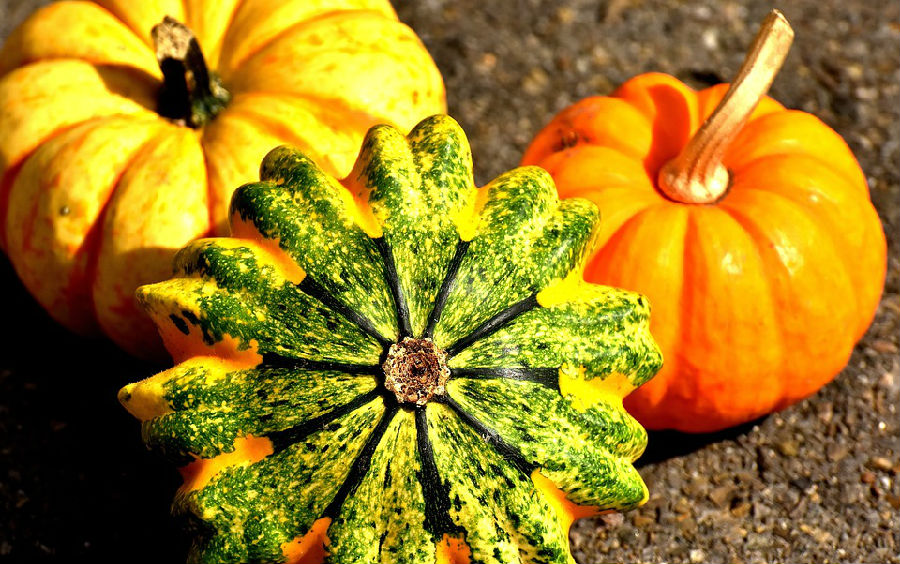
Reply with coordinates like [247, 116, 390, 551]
[657, 10, 794, 204]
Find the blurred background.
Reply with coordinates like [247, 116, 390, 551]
[0, 0, 897, 562]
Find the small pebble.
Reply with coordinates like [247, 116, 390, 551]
[885, 494, 900, 510]
[827, 443, 850, 462]
[868, 457, 894, 472]
[776, 440, 799, 457]
[871, 339, 899, 354]
[731, 502, 753, 518]
[708, 485, 733, 507]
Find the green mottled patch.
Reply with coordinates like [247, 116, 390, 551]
[448, 378, 647, 508]
[449, 284, 662, 388]
[431, 178, 598, 349]
[143, 365, 378, 463]
[125, 115, 663, 564]
[327, 410, 433, 562]
[427, 403, 572, 564]
[176, 397, 386, 564]
[233, 147, 398, 340]
[154, 239, 384, 363]
[359, 120, 475, 337]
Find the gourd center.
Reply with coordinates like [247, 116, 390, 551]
[382, 338, 451, 406]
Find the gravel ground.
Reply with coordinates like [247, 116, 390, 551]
[1, 0, 898, 562]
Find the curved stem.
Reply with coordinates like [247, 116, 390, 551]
[658, 10, 794, 204]
[152, 16, 230, 128]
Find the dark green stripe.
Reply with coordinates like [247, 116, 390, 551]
[297, 276, 393, 348]
[267, 389, 381, 453]
[415, 407, 464, 540]
[438, 395, 535, 475]
[259, 353, 380, 376]
[323, 404, 400, 519]
[451, 367, 560, 390]
[373, 237, 413, 339]
[423, 239, 470, 339]
[445, 294, 539, 357]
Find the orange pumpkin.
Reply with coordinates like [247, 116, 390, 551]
[0, 0, 445, 359]
[521, 11, 887, 432]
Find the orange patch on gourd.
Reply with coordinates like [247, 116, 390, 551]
[531, 469, 600, 535]
[281, 517, 331, 564]
[179, 435, 274, 493]
[435, 534, 472, 564]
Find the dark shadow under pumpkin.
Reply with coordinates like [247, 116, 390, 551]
[637, 417, 768, 467]
[0, 253, 187, 562]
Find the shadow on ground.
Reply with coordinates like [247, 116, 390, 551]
[0, 256, 187, 561]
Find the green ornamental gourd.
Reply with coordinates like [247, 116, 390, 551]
[119, 115, 663, 564]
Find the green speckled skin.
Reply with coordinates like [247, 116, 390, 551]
[122, 115, 663, 564]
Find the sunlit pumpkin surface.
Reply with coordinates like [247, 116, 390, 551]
[0, 0, 445, 358]
[120, 116, 663, 563]
[522, 73, 887, 432]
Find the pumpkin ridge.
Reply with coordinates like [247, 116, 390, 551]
[267, 388, 382, 454]
[445, 294, 540, 357]
[438, 395, 535, 476]
[423, 239, 471, 339]
[4, 115, 161, 329]
[221, 102, 344, 176]
[414, 407, 466, 541]
[450, 367, 561, 391]
[323, 403, 400, 520]
[726, 183, 863, 316]
[710, 203, 791, 411]
[84, 125, 168, 327]
[244, 91, 390, 137]
[221, 9, 394, 81]
[185, 0, 245, 69]
[297, 275, 393, 348]
[374, 236, 414, 339]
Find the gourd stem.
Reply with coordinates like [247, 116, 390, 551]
[657, 10, 794, 204]
[153, 16, 230, 128]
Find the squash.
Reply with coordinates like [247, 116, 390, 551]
[521, 11, 887, 432]
[119, 115, 663, 563]
[0, 0, 445, 359]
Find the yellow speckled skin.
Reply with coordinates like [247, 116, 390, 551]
[0, 0, 445, 359]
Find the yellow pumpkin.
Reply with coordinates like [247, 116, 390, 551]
[0, 0, 445, 359]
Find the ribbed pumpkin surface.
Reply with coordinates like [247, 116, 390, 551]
[120, 115, 663, 563]
[0, 0, 445, 358]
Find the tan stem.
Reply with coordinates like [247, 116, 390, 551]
[658, 10, 794, 204]
[152, 16, 229, 128]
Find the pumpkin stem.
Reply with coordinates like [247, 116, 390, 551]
[153, 16, 230, 128]
[657, 10, 794, 204]
[382, 338, 451, 406]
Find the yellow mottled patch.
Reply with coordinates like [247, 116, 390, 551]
[118, 356, 258, 421]
[535, 271, 587, 308]
[558, 365, 636, 412]
[451, 185, 488, 241]
[117, 372, 173, 421]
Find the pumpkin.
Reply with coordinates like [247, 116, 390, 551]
[0, 0, 445, 359]
[119, 115, 663, 563]
[521, 11, 887, 432]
